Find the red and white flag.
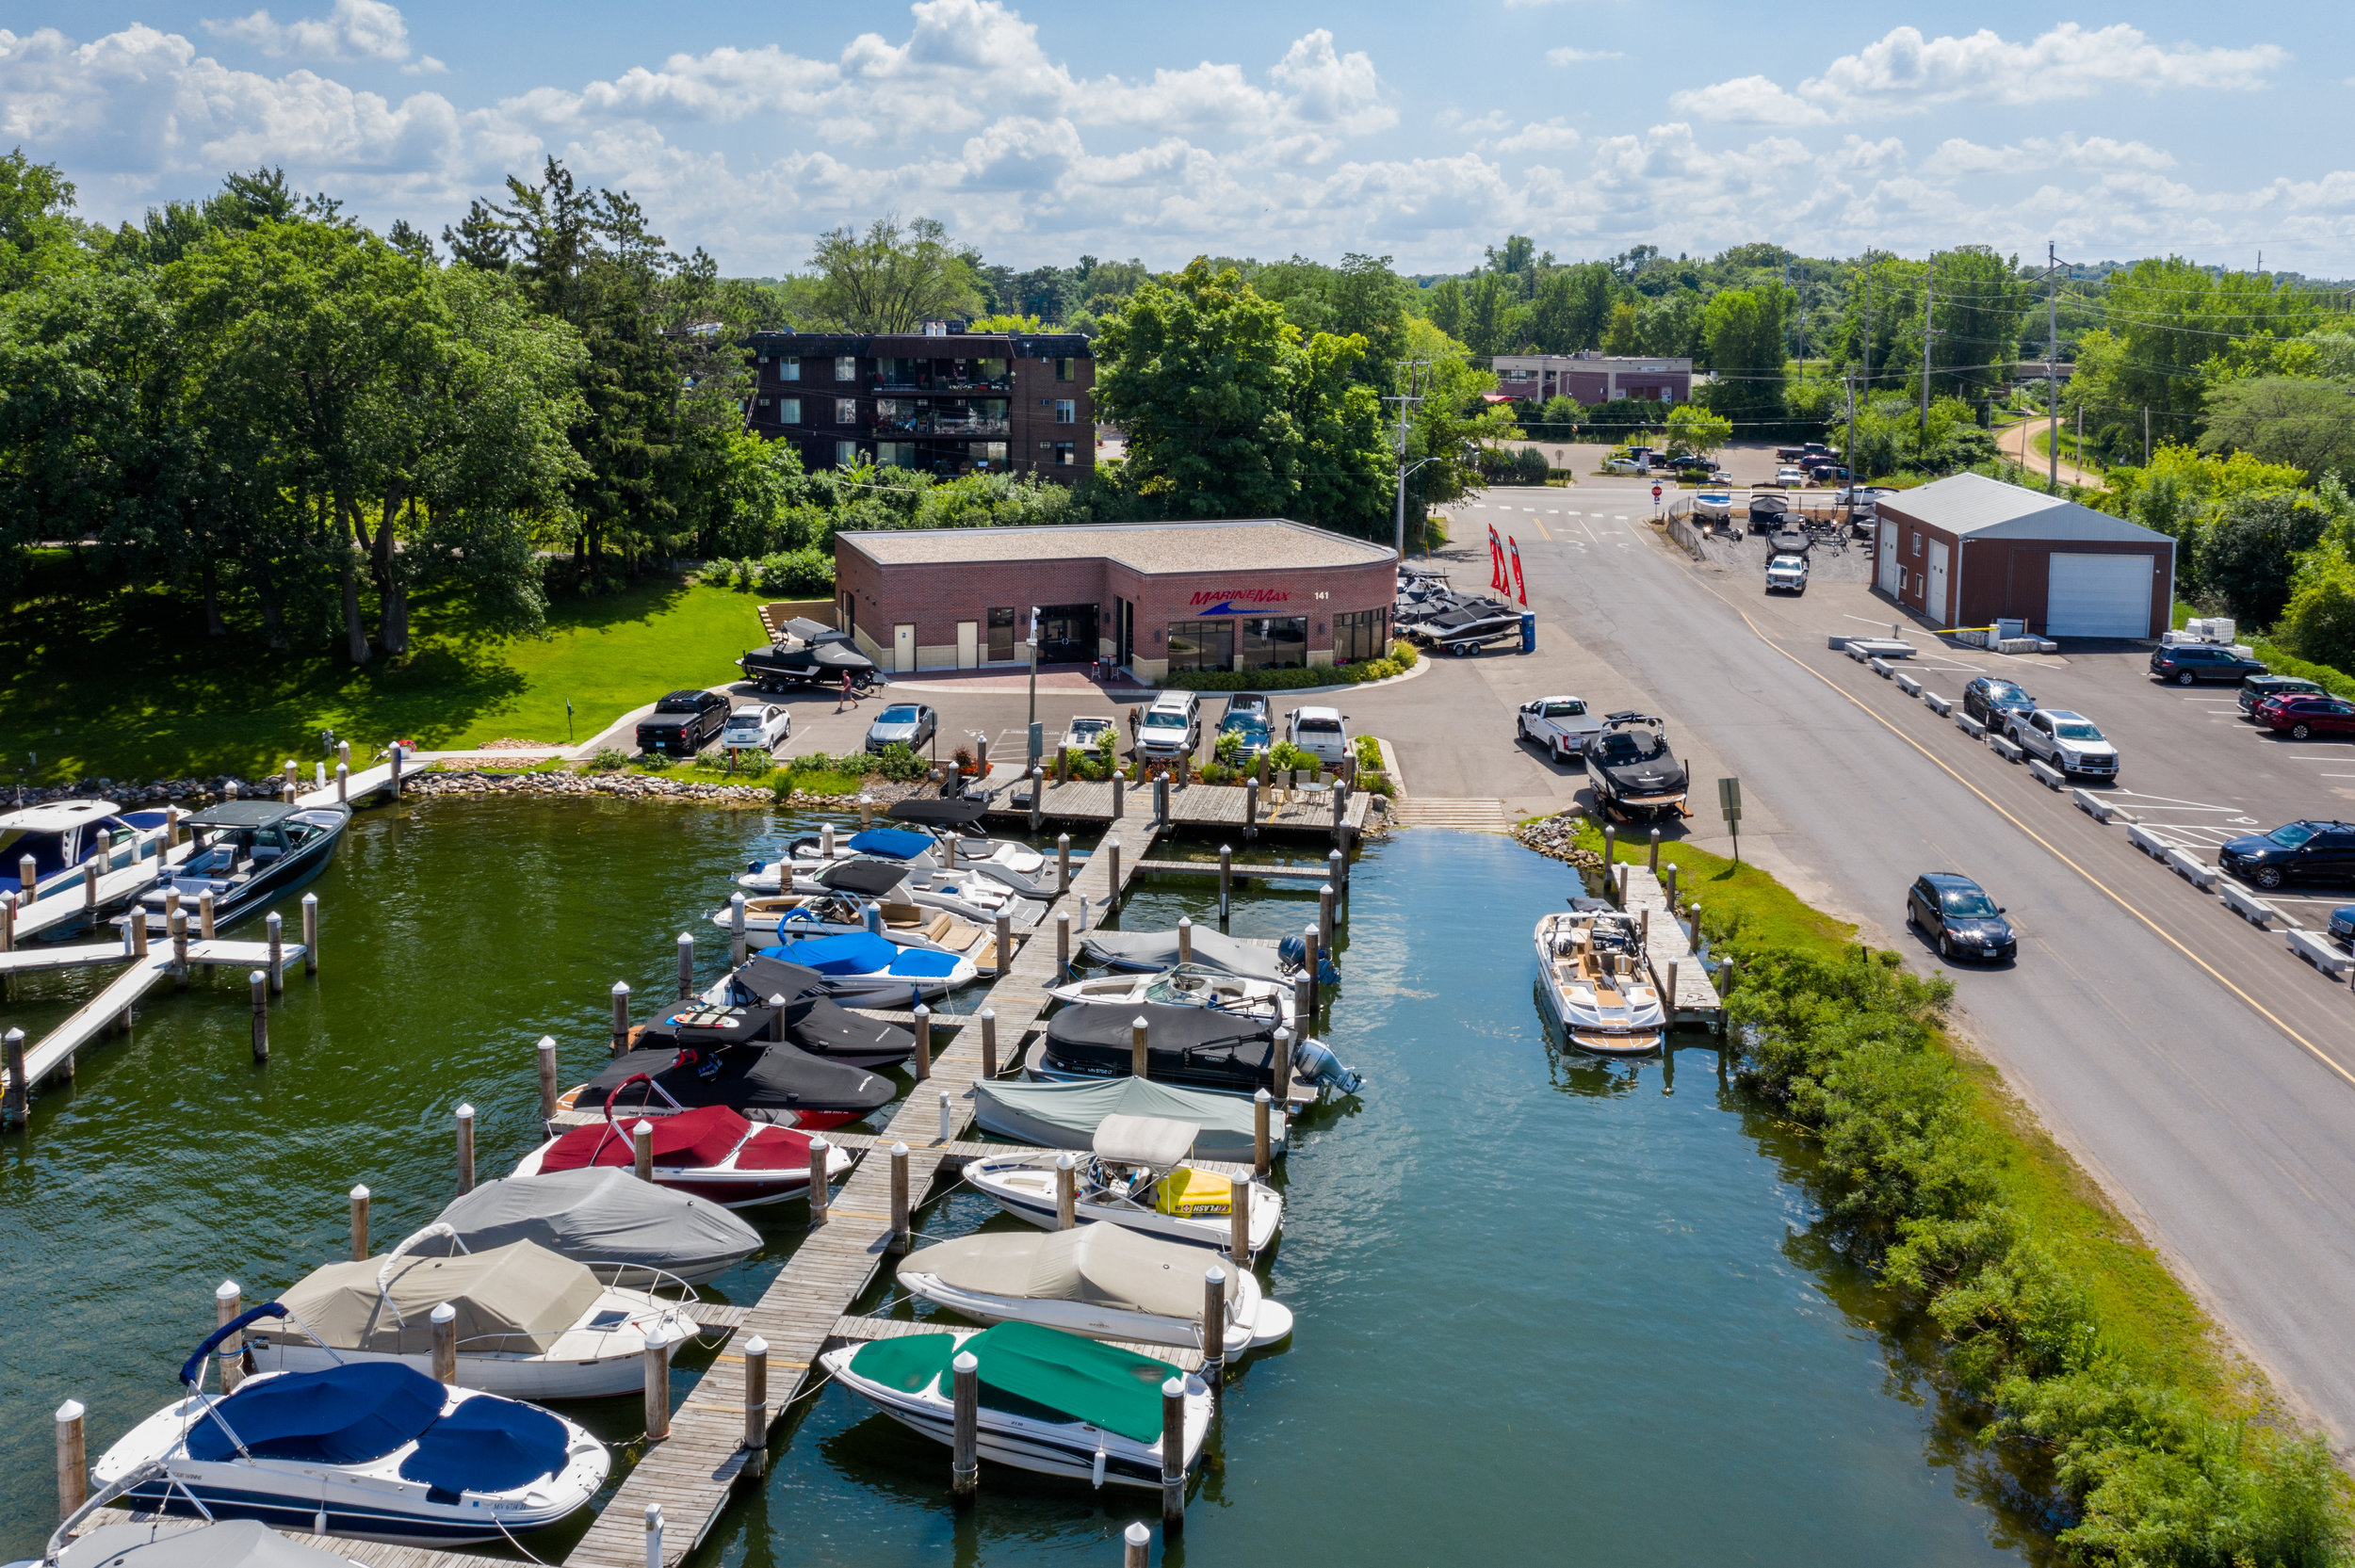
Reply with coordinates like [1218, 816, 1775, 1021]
[1509, 537, 1528, 607]
[1487, 525, 1507, 593]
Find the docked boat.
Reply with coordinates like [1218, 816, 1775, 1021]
[430, 1168, 762, 1286]
[1032, 1000, 1363, 1098]
[707, 954, 916, 1068]
[713, 893, 1009, 973]
[44, 1518, 367, 1568]
[974, 1075, 1285, 1165]
[820, 1320, 1210, 1491]
[966, 1114, 1284, 1255]
[556, 1023, 894, 1129]
[244, 1225, 698, 1400]
[755, 930, 977, 1003]
[773, 854, 1022, 923]
[1046, 962, 1295, 1026]
[1079, 928, 1327, 986]
[1534, 900, 1666, 1056]
[513, 1090, 852, 1207]
[0, 800, 162, 907]
[122, 801, 349, 934]
[91, 1307, 608, 1545]
[899, 1222, 1293, 1358]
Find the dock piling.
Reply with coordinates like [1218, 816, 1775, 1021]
[130, 908, 147, 959]
[888, 1142, 911, 1253]
[642, 1506, 662, 1568]
[1273, 1029, 1293, 1107]
[55, 1399, 86, 1521]
[1124, 1522, 1151, 1567]
[859, 796, 874, 831]
[1640, 908, 1650, 949]
[1665, 864, 1679, 911]
[1130, 1014, 1150, 1080]
[980, 1010, 998, 1078]
[1303, 924, 1321, 1017]
[1160, 1376, 1186, 1527]
[215, 1282, 245, 1392]
[266, 912, 284, 994]
[389, 743, 403, 800]
[1055, 1153, 1076, 1230]
[937, 1090, 951, 1144]
[1201, 1267, 1226, 1382]
[249, 970, 268, 1063]
[675, 932, 694, 1000]
[18, 855, 34, 903]
[1329, 846, 1347, 897]
[730, 895, 747, 967]
[1218, 847, 1232, 923]
[1057, 747, 1069, 785]
[1057, 833, 1071, 894]
[643, 1326, 673, 1442]
[1602, 824, 1616, 867]
[1155, 775, 1169, 826]
[741, 1336, 770, 1479]
[864, 901, 883, 937]
[995, 912, 1012, 976]
[284, 759, 298, 797]
[315, 762, 326, 791]
[198, 887, 216, 941]
[1111, 777, 1124, 820]
[820, 821, 836, 860]
[349, 1185, 369, 1260]
[1228, 1177, 1248, 1265]
[913, 1005, 932, 1081]
[82, 862, 98, 918]
[537, 1036, 560, 1123]
[2, 890, 14, 956]
[1244, 779, 1259, 840]
[611, 981, 632, 1054]
[1318, 884, 1335, 954]
[430, 1301, 456, 1382]
[335, 763, 349, 803]
[1108, 839, 1121, 897]
[1254, 1090, 1272, 1176]
[454, 1104, 475, 1193]
[951, 1350, 980, 1501]
[633, 1119, 655, 1182]
[1331, 781, 1344, 844]
[1648, 828, 1661, 875]
[1178, 916, 1193, 964]
[806, 1139, 830, 1227]
[167, 806, 182, 848]
[1056, 912, 1071, 977]
[171, 912, 188, 988]
[1030, 766, 1045, 833]
[1665, 961, 1679, 1026]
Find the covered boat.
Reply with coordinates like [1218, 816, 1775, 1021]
[1583, 714, 1689, 821]
[755, 930, 975, 1003]
[51, 1519, 367, 1568]
[123, 801, 349, 934]
[898, 1222, 1292, 1357]
[429, 1168, 762, 1286]
[0, 800, 153, 905]
[1078, 928, 1325, 986]
[1036, 1001, 1362, 1098]
[819, 1321, 1210, 1491]
[1534, 901, 1666, 1056]
[560, 1033, 893, 1128]
[92, 1312, 607, 1545]
[737, 638, 882, 693]
[973, 1075, 1283, 1164]
[966, 1114, 1284, 1254]
[245, 1227, 696, 1400]
[1045, 962, 1293, 1026]
[513, 1096, 852, 1208]
[714, 955, 915, 1068]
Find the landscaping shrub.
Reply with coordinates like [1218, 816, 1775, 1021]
[1158, 639, 1418, 693]
[588, 747, 628, 771]
[869, 742, 933, 783]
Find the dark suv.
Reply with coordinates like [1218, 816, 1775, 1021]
[1905, 872, 2017, 963]
[2217, 820, 2355, 890]
[1961, 677, 2037, 727]
[2240, 674, 2326, 716]
[2150, 643, 2266, 686]
[636, 688, 730, 757]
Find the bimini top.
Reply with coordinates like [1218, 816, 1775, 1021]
[844, 1320, 1173, 1443]
[846, 827, 934, 860]
[60, 1520, 366, 1568]
[805, 859, 915, 898]
[183, 800, 301, 831]
[258, 1241, 603, 1357]
[1091, 1113, 1200, 1169]
[901, 1221, 1238, 1319]
[0, 800, 123, 832]
[886, 797, 988, 828]
[430, 1168, 760, 1279]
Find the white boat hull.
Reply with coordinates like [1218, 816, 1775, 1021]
[899, 1270, 1292, 1357]
[966, 1156, 1282, 1255]
[1534, 911, 1665, 1055]
[248, 1291, 698, 1400]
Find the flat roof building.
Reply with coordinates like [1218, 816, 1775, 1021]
[832, 519, 1398, 682]
[1491, 350, 1693, 407]
[1875, 474, 2174, 639]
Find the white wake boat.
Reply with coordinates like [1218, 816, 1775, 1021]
[1044, 962, 1295, 1027]
[1534, 902, 1665, 1055]
[966, 1115, 1283, 1257]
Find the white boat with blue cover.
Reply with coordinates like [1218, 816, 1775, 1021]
[755, 929, 976, 1002]
[89, 1303, 608, 1545]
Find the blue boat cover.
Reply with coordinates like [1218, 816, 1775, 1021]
[885, 946, 962, 978]
[762, 932, 900, 974]
[398, 1393, 569, 1495]
[847, 828, 932, 860]
[184, 1364, 441, 1466]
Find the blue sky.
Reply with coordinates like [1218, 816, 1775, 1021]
[4, 0, 2349, 276]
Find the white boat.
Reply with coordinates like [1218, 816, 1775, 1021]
[41, 1517, 367, 1568]
[752, 929, 979, 1002]
[1695, 491, 1732, 521]
[966, 1114, 1283, 1256]
[0, 800, 167, 906]
[89, 1308, 607, 1546]
[1534, 902, 1665, 1056]
[819, 1320, 1210, 1491]
[1044, 962, 1295, 1027]
[898, 1222, 1293, 1358]
[710, 893, 1009, 973]
[512, 1095, 854, 1208]
[766, 854, 1022, 923]
[243, 1223, 699, 1401]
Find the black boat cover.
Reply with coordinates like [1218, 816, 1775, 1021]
[1041, 1002, 1278, 1095]
[887, 797, 988, 827]
[780, 617, 847, 643]
[716, 955, 916, 1065]
[727, 955, 825, 1001]
[637, 1002, 777, 1048]
[808, 859, 915, 897]
[584, 1041, 895, 1116]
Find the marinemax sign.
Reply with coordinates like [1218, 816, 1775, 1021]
[1187, 587, 1293, 615]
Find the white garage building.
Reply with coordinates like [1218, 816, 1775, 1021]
[1875, 474, 2175, 639]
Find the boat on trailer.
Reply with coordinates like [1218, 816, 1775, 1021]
[1534, 900, 1666, 1056]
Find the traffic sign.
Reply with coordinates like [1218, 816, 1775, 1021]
[1718, 776, 1743, 863]
[1651, 484, 1663, 501]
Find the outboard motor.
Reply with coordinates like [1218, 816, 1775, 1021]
[1277, 935, 1341, 985]
[1292, 1036, 1364, 1095]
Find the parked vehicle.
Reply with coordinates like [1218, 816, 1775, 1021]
[1775, 465, 1806, 488]
[1517, 695, 1601, 761]
[2149, 644, 2267, 686]
[2218, 820, 2355, 889]
[2255, 693, 2355, 740]
[1060, 715, 1115, 754]
[1224, 692, 1272, 724]
[2007, 709, 2119, 780]
[1804, 462, 1850, 485]
[865, 702, 937, 754]
[1746, 492, 1789, 532]
[2328, 904, 2355, 947]
[636, 689, 729, 757]
[1961, 677, 2038, 727]
[1283, 705, 1351, 767]
[1904, 872, 2016, 963]
[1584, 713, 1688, 820]
[737, 638, 884, 694]
[2241, 674, 2327, 717]
[720, 703, 790, 753]
[1217, 706, 1273, 760]
[1764, 554, 1809, 593]
[1137, 690, 1203, 761]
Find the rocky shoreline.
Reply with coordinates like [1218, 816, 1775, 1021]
[8, 776, 284, 809]
[1511, 809, 1606, 870]
[399, 768, 924, 809]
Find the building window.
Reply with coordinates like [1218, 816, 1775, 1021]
[1166, 620, 1236, 673]
[836, 440, 860, 466]
[1055, 357, 1074, 381]
[1054, 399, 1076, 424]
[1333, 607, 1389, 666]
[987, 607, 1015, 662]
[834, 355, 857, 381]
[777, 398, 801, 424]
[1659, 387, 1675, 404]
[874, 398, 916, 432]
[780, 357, 800, 381]
[836, 397, 859, 426]
[1051, 442, 1076, 466]
[1912, 533, 1923, 557]
[875, 443, 918, 468]
[970, 441, 1008, 466]
[1241, 616, 1307, 670]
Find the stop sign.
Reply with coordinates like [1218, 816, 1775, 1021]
[1651, 484, 1663, 501]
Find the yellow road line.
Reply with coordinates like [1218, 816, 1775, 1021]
[1707, 585, 2355, 1088]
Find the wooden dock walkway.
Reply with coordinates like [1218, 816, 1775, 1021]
[3, 939, 306, 1096]
[8, 831, 184, 944]
[567, 818, 1168, 1568]
[1612, 865, 1726, 1025]
[981, 777, 1372, 839]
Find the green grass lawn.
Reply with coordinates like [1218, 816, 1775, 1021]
[0, 563, 766, 784]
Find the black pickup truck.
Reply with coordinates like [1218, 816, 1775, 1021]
[636, 689, 730, 757]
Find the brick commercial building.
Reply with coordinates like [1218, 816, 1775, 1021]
[832, 520, 1398, 682]
[1489, 350, 1693, 406]
[1875, 473, 2174, 639]
[742, 325, 1094, 480]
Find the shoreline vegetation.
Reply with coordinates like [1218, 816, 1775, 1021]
[1514, 810, 2349, 1567]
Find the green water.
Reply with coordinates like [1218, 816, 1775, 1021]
[0, 803, 2032, 1565]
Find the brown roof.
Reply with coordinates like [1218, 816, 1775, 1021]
[837, 520, 1395, 574]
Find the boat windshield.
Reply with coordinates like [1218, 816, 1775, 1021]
[1594, 731, 1665, 764]
[2268, 822, 2323, 849]
[1940, 889, 2000, 918]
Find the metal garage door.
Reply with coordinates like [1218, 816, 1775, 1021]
[2046, 553, 2152, 638]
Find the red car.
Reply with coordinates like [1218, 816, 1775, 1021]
[2257, 693, 2355, 739]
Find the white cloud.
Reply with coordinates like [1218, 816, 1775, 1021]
[1493, 118, 1582, 154]
[203, 0, 415, 64]
[1672, 23, 2285, 124]
[1545, 48, 1623, 65]
[1922, 135, 2177, 178]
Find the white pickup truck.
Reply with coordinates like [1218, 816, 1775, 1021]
[1763, 554, 1810, 594]
[1516, 696, 1603, 761]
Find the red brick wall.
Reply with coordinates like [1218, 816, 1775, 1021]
[1010, 354, 1094, 478]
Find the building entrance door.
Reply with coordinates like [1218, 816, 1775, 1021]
[893, 623, 916, 671]
[1036, 603, 1099, 664]
[955, 621, 979, 669]
[1927, 540, 1950, 625]
[1117, 598, 1135, 671]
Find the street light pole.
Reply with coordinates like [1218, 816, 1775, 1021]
[1028, 605, 1040, 725]
[1386, 360, 1431, 560]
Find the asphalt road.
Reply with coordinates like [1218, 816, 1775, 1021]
[1435, 480, 2355, 1445]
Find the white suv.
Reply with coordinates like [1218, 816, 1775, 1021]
[2008, 708, 2119, 782]
[1284, 705, 1352, 767]
[1136, 691, 1202, 761]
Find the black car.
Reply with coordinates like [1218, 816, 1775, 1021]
[2217, 820, 2355, 890]
[1961, 677, 2037, 726]
[2150, 643, 2267, 686]
[1905, 872, 2017, 962]
[2329, 905, 2355, 947]
[637, 688, 730, 757]
[2240, 674, 2326, 717]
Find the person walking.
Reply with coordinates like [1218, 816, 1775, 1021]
[836, 671, 860, 713]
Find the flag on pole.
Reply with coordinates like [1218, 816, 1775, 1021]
[1487, 525, 1507, 593]
[1509, 537, 1528, 607]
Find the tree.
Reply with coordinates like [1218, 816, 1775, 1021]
[1424, 278, 1466, 341]
[1526, 264, 1614, 354]
[1288, 331, 1390, 537]
[2198, 491, 2334, 627]
[806, 215, 983, 332]
[1699, 284, 1791, 422]
[0, 151, 88, 292]
[1601, 300, 1641, 355]
[2200, 377, 2355, 483]
[2280, 549, 2355, 674]
[1664, 403, 1732, 456]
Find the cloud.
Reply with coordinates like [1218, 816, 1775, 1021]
[1493, 118, 1582, 154]
[1545, 48, 1623, 65]
[204, 0, 416, 64]
[1922, 135, 2177, 178]
[1671, 23, 2285, 124]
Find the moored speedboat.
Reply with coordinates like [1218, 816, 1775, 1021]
[1031, 1001, 1362, 1098]
[0, 800, 159, 909]
[712, 893, 1009, 972]
[706, 955, 916, 1069]
[966, 1114, 1283, 1255]
[973, 1075, 1284, 1164]
[513, 1086, 852, 1207]
[553, 1024, 894, 1129]
[1046, 962, 1294, 1027]
[122, 801, 349, 934]
[755, 930, 977, 1002]
[1534, 901, 1665, 1055]
[1079, 928, 1326, 986]
[431, 1167, 762, 1286]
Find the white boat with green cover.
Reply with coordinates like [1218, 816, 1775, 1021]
[818, 1320, 1210, 1490]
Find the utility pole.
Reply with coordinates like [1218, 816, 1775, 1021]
[2143, 406, 2151, 467]
[1918, 259, 1936, 448]
[1386, 361, 1431, 561]
[1844, 372, 1858, 483]
[2046, 241, 2059, 493]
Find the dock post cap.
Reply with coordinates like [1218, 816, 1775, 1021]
[952, 1350, 978, 1373]
[538, 1034, 557, 1048]
[979, 1007, 996, 1020]
[642, 1322, 672, 1352]
[215, 1280, 241, 1301]
[1204, 1265, 1226, 1284]
[1125, 1524, 1151, 1545]
[891, 1140, 909, 1156]
[1273, 1026, 1292, 1043]
[1130, 1014, 1149, 1027]
[349, 1183, 369, 1199]
[914, 1002, 931, 1016]
[634, 1119, 656, 1136]
[1254, 1088, 1273, 1104]
[1160, 1375, 1184, 1397]
[455, 1103, 475, 1121]
[56, 1398, 84, 1421]
[1055, 1152, 1076, 1169]
[612, 980, 630, 994]
[745, 1334, 769, 1356]
[807, 1135, 830, 1150]
[429, 1301, 456, 1323]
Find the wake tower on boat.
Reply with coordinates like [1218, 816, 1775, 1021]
[1583, 713, 1689, 822]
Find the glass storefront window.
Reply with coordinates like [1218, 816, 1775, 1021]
[1165, 620, 1235, 673]
[1241, 616, 1307, 670]
[987, 607, 1015, 662]
[1333, 607, 1389, 665]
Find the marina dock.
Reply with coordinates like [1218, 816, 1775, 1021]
[2, 938, 311, 1101]
[1610, 864, 1727, 1026]
[981, 775, 1376, 838]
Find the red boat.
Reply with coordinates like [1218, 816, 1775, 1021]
[513, 1076, 853, 1208]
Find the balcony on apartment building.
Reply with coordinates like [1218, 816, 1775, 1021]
[869, 355, 1015, 395]
[872, 397, 1012, 437]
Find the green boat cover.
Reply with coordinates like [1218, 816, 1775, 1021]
[847, 1321, 1173, 1444]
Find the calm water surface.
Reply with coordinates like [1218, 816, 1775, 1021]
[0, 802, 2029, 1566]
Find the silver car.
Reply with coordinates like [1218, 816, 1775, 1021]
[865, 702, 937, 754]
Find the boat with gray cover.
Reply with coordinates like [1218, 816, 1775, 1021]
[427, 1168, 762, 1286]
[972, 1075, 1284, 1164]
[1078, 928, 1316, 986]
